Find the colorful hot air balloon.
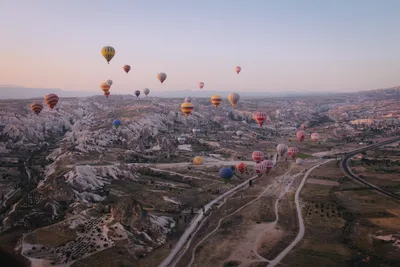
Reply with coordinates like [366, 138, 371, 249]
[296, 130, 305, 142]
[254, 162, 267, 176]
[192, 128, 201, 134]
[100, 82, 111, 93]
[252, 151, 264, 163]
[157, 73, 167, 83]
[113, 119, 121, 128]
[44, 94, 59, 110]
[193, 156, 203, 165]
[288, 147, 299, 159]
[262, 160, 274, 174]
[185, 97, 192, 103]
[181, 102, 194, 116]
[104, 91, 110, 98]
[311, 133, 320, 142]
[236, 162, 247, 174]
[143, 88, 150, 96]
[227, 93, 240, 107]
[30, 103, 43, 115]
[134, 90, 140, 97]
[296, 158, 304, 165]
[301, 122, 308, 130]
[211, 95, 222, 108]
[276, 144, 288, 156]
[236, 130, 244, 138]
[123, 65, 131, 74]
[235, 66, 241, 74]
[253, 112, 267, 127]
[101, 46, 115, 64]
[198, 82, 204, 89]
[106, 79, 113, 86]
[177, 135, 186, 144]
[219, 167, 234, 181]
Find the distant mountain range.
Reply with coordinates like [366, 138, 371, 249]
[0, 85, 398, 99]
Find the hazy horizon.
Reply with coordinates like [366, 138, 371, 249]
[1, 0, 400, 94]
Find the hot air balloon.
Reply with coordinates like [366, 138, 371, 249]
[192, 128, 201, 134]
[143, 88, 150, 96]
[296, 158, 304, 165]
[100, 82, 111, 93]
[254, 162, 267, 176]
[288, 147, 299, 159]
[123, 65, 131, 74]
[311, 133, 320, 142]
[193, 156, 203, 165]
[198, 82, 204, 89]
[219, 167, 234, 181]
[101, 46, 115, 64]
[184, 97, 192, 103]
[296, 130, 305, 142]
[301, 122, 308, 130]
[253, 112, 267, 127]
[211, 95, 222, 108]
[294, 112, 299, 118]
[252, 151, 264, 163]
[236, 130, 244, 138]
[228, 93, 240, 107]
[106, 79, 113, 86]
[224, 125, 230, 131]
[276, 144, 288, 156]
[134, 90, 140, 97]
[181, 102, 194, 116]
[177, 135, 186, 144]
[30, 103, 43, 115]
[235, 66, 241, 74]
[157, 73, 167, 83]
[44, 94, 59, 110]
[262, 160, 274, 174]
[113, 119, 121, 128]
[236, 162, 247, 174]
[104, 91, 110, 98]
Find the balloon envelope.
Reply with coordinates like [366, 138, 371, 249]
[101, 46, 115, 63]
[219, 167, 234, 180]
[157, 73, 167, 83]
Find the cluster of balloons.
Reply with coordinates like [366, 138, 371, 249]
[296, 130, 320, 142]
[30, 94, 60, 115]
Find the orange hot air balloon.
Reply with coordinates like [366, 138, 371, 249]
[193, 156, 203, 165]
[104, 91, 110, 98]
[198, 82, 204, 89]
[181, 102, 194, 116]
[157, 72, 167, 83]
[30, 103, 43, 115]
[211, 95, 222, 108]
[100, 82, 111, 93]
[296, 130, 305, 142]
[236, 162, 247, 174]
[235, 66, 241, 74]
[123, 65, 131, 74]
[253, 112, 267, 127]
[44, 94, 59, 110]
[227, 93, 240, 107]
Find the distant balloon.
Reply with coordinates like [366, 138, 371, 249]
[104, 91, 110, 98]
[143, 88, 150, 96]
[157, 72, 167, 83]
[30, 103, 43, 115]
[193, 156, 203, 165]
[296, 158, 304, 165]
[100, 82, 111, 93]
[276, 144, 288, 156]
[134, 90, 140, 97]
[185, 97, 192, 103]
[235, 66, 241, 74]
[227, 93, 240, 107]
[311, 133, 320, 142]
[181, 102, 194, 116]
[123, 65, 131, 74]
[262, 160, 274, 174]
[101, 46, 115, 64]
[253, 112, 267, 127]
[236, 162, 247, 174]
[252, 151, 264, 163]
[301, 122, 308, 130]
[177, 135, 186, 144]
[211, 95, 222, 108]
[288, 147, 299, 159]
[219, 167, 234, 181]
[44, 94, 59, 110]
[198, 82, 204, 89]
[113, 119, 121, 128]
[106, 79, 113, 86]
[192, 128, 201, 134]
[236, 130, 244, 138]
[296, 131, 305, 142]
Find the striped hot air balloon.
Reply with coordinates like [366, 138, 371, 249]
[101, 46, 115, 64]
[193, 156, 203, 165]
[253, 112, 267, 127]
[296, 130, 305, 142]
[104, 91, 110, 98]
[288, 147, 299, 159]
[44, 94, 59, 110]
[123, 65, 131, 74]
[157, 72, 167, 83]
[236, 162, 247, 174]
[254, 162, 267, 176]
[181, 102, 194, 116]
[211, 95, 222, 108]
[100, 82, 111, 93]
[311, 133, 320, 142]
[252, 151, 264, 163]
[30, 103, 43, 115]
[227, 93, 240, 107]
[262, 160, 274, 174]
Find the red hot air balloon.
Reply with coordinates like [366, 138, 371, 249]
[253, 112, 267, 127]
[254, 162, 267, 176]
[262, 160, 274, 174]
[236, 162, 247, 174]
[311, 133, 320, 142]
[123, 65, 131, 74]
[252, 151, 264, 163]
[288, 147, 299, 159]
[296, 130, 305, 142]
[44, 94, 59, 110]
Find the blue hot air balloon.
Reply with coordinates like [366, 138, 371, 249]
[219, 167, 233, 181]
[113, 119, 121, 128]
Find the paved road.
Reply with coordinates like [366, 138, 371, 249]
[340, 136, 400, 201]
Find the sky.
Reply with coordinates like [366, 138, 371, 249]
[1, 0, 400, 94]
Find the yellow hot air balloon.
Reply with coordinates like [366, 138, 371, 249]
[211, 95, 222, 108]
[227, 93, 240, 107]
[193, 156, 203, 165]
[181, 102, 194, 116]
[101, 46, 115, 64]
[157, 72, 167, 83]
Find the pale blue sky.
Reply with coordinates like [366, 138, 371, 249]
[1, 0, 399, 93]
